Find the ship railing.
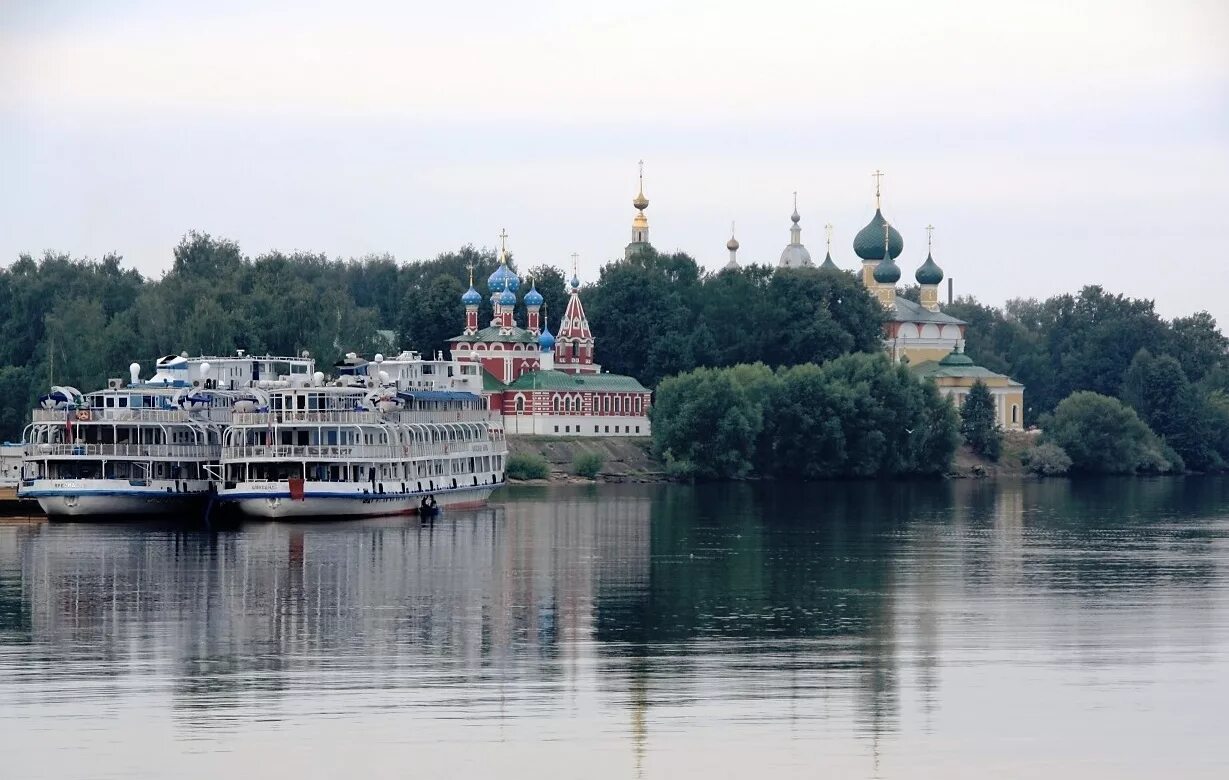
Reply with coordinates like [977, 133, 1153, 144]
[221, 442, 494, 460]
[26, 443, 215, 458]
[230, 410, 493, 426]
[32, 408, 230, 424]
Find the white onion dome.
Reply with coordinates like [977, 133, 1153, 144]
[780, 244, 811, 266]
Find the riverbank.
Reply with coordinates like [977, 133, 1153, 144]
[507, 436, 663, 483]
[506, 430, 1045, 484]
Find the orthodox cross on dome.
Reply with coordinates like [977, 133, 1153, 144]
[498, 228, 509, 263]
[571, 252, 580, 278]
[638, 159, 644, 187]
[926, 224, 935, 251]
[872, 169, 884, 209]
[825, 223, 834, 252]
[467, 259, 475, 288]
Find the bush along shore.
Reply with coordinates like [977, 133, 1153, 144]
[643, 355, 1219, 483]
[508, 356, 1220, 485]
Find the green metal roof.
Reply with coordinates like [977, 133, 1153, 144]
[891, 296, 967, 325]
[911, 358, 1023, 385]
[482, 372, 507, 391]
[504, 369, 649, 393]
[453, 326, 538, 344]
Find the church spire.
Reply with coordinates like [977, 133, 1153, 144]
[872, 222, 901, 308]
[625, 160, 653, 259]
[726, 221, 740, 269]
[819, 223, 840, 272]
[556, 259, 598, 374]
[915, 224, 945, 312]
[778, 192, 812, 269]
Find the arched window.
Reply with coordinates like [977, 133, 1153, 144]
[515, 395, 525, 413]
[552, 395, 561, 413]
[635, 396, 642, 414]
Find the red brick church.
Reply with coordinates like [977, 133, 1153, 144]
[448, 239, 652, 437]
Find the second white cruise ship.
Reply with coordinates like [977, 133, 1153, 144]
[216, 352, 506, 518]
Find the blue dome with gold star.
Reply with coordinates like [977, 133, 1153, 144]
[487, 263, 520, 294]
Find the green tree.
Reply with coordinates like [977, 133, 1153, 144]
[524, 264, 568, 331]
[1043, 391, 1174, 474]
[1121, 349, 1216, 470]
[651, 367, 763, 479]
[960, 380, 1002, 460]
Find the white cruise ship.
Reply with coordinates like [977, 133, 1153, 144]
[216, 351, 506, 519]
[19, 352, 315, 517]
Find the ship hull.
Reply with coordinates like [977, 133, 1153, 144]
[217, 481, 498, 519]
[19, 479, 211, 518]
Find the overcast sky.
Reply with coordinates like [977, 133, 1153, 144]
[2, 0, 1227, 323]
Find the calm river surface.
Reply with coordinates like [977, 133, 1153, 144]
[2, 479, 1229, 779]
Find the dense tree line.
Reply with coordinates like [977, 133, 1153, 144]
[0, 236, 883, 441]
[588, 250, 885, 386]
[938, 287, 1229, 471]
[651, 355, 960, 479]
[5, 233, 1228, 477]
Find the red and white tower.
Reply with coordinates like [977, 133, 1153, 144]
[555, 255, 599, 375]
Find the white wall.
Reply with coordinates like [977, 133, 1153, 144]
[502, 414, 651, 437]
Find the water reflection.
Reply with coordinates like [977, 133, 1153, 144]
[2, 478, 1229, 778]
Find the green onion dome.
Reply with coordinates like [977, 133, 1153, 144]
[853, 209, 904, 261]
[915, 251, 944, 285]
[939, 348, 974, 366]
[819, 251, 840, 272]
[873, 255, 901, 284]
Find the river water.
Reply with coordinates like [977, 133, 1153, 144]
[1, 479, 1228, 779]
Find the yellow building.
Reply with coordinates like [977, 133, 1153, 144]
[911, 349, 1025, 431]
[848, 172, 1027, 430]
